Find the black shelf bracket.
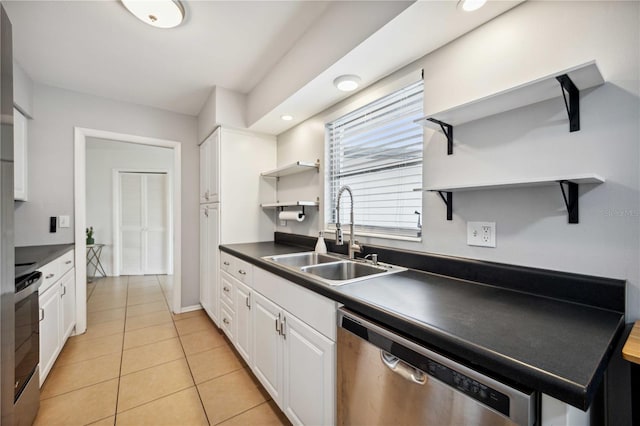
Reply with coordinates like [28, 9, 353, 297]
[427, 118, 453, 155]
[435, 191, 453, 221]
[556, 74, 580, 132]
[558, 180, 579, 224]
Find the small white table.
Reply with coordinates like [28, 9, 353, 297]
[86, 244, 106, 282]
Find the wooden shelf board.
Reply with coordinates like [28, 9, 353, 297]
[261, 161, 319, 178]
[415, 174, 605, 193]
[415, 61, 604, 128]
[622, 321, 640, 365]
[261, 201, 319, 208]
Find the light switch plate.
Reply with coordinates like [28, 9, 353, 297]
[467, 221, 496, 247]
[59, 215, 70, 228]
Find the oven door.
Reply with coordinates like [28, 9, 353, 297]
[14, 272, 41, 402]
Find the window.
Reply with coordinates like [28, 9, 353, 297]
[326, 79, 424, 239]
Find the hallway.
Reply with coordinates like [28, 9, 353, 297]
[34, 275, 289, 425]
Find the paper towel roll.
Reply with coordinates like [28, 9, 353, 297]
[279, 210, 305, 222]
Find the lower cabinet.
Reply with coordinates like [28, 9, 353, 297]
[217, 254, 337, 426]
[38, 252, 76, 386]
[39, 282, 61, 386]
[252, 291, 335, 426]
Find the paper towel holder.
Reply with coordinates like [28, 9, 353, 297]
[279, 205, 306, 215]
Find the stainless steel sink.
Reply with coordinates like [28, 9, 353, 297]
[265, 252, 340, 268]
[262, 251, 406, 286]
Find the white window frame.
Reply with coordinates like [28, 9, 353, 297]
[324, 79, 424, 241]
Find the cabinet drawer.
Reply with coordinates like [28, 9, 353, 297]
[233, 258, 253, 286]
[59, 250, 75, 276]
[221, 273, 235, 309]
[220, 302, 234, 340]
[220, 252, 234, 273]
[39, 260, 60, 294]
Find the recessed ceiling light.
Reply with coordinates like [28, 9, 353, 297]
[333, 75, 361, 92]
[281, 114, 293, 121]
[121, 0, 185, 29]
[458, 0, 487, 12]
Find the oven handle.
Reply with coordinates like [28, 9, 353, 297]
[15, 273, 42, 304]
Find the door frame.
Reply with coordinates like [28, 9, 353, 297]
[74, 127, 182, 334]
[112, 169, 173, 277]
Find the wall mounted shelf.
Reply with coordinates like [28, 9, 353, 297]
[414, 174, 605, 224]
[261, 161, 319, 178]
[261, 201, 319, 208]
[415, 61, 605, 154]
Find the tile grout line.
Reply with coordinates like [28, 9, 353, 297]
[112, 275, 130, 425]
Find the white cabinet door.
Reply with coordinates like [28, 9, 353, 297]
[199, 129, 220, 204]
[234, 279, 252, 364]
[39, 283, 61, 386]
[283, 313, 335, 426]
[252, 291, 283, 405]
[200, 204, 219, 325]
[14, 107, 27, 201]
[60, 268, 76, 343]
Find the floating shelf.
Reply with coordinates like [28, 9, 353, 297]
[415, 61, 605, 154]
[261, 161, 319, 178]
[261, 201, 319, 208]
[415, 174, 605, 224]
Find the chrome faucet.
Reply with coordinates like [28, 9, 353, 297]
[335, 185, 360, 259]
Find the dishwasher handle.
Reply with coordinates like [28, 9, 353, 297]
[381, 351, 427, 385]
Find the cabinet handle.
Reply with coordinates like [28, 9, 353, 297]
[223, 317, 229, 325]
[238, 270, 246, 276]
[205, 190, 210, 200]
[246, 294, 251, 309]
[204, 208, 209, 218]
[39, 309, 44, 322]
[61, 285, 66, 296]
[65, 260, 72, 265]
[223, 286, 230, 293]
[45, 273, 54, 279]
[281, 315, 287, 339]
[275, 314, 281, 334]
[223, 261, 230, 266]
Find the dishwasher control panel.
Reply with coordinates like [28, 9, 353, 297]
[426, 359, 509, 416]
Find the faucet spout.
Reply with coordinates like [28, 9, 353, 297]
[335, 185, 360, 259]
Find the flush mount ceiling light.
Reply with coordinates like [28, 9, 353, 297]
[121, 0, 185, 29]
[457, 0, 487, 12]
[281, 114, 293, 121]
[333, 75, 361, 92]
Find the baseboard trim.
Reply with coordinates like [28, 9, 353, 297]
[179, 304, 203, 314]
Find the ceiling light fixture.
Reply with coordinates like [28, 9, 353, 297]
[458, 0, 487, 12]
[281, 114, 293, 121]
[121, 0, 185, 29]
[333, 75, 361, 92]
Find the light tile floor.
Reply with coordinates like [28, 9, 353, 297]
[34, 275, 290, 426]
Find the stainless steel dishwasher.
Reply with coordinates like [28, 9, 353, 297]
[337, 308, 536, 426]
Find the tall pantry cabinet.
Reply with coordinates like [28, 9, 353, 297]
[199, 126, 276, 325]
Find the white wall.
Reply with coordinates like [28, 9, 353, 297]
[14, 83, 200, 307]
[13, 61, 32, 116]
[86, 138, 173, 276]
[276, 1, 640, 320]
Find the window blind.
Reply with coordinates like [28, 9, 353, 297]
[326, 80, 424, 238]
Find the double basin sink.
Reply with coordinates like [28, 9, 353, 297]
[262, 252, 406, 286]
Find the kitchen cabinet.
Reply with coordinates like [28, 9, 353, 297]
[38, 250, 76, 385]
[252, 291, 284, 404]
[198, 126, 275, 326]
[199, 130, 219, 204]
[234, 279, 252, 364]
[38, 281, 61, 386]
[199, 204, 219, 324]
[13, 107, 28, 201]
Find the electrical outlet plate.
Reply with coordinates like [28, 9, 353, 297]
[467, 221, 496, 248]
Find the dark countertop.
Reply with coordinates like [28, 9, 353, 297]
[220, 241, 625, 410]
[15, 244, 75, 280]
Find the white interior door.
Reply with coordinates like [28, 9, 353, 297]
[119, 172, 169, 275]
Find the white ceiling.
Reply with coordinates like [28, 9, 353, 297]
[4, 0, 523, 134]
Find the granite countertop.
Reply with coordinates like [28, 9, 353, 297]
[220, 241, 625, 411]
[15, 243, 75, 279]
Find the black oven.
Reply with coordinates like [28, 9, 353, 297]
[14, 270, 41, 425]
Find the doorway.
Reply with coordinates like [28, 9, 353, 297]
[115, 171, 172, 276]
[74, 127, 182, 335]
